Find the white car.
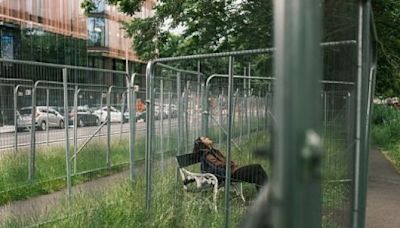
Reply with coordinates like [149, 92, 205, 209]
[93, 106, 126, 123]
[19, 106, 65, 131]
[162, 104, 177, 118]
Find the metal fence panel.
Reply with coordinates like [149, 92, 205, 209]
[0, 0, 377, 226]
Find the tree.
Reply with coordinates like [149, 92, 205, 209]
[82, 0, 400, 97]
[372, 0, 400, 97]
[81, 0, 273, 61]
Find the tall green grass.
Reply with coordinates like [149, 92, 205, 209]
[0, 113, 349, 227]
[0, 137, 145, 205]
[0, 115, 267, 205]
[1, 133, 270, 227]
[1, 126, 348, 227]
[372, 104, 400, 169]
[320, 111, 354, 228]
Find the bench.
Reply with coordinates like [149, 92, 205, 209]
[176, 152, 245, 211]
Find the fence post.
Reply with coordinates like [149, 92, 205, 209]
[248, 63, 251, 94]
[353, 1, 375, 227]
[244, 91, 249, 142]
[218, 94, 223, 145]
[46, 88, 49, 146]
[185, 81, 190, 153]
[177, 72, 182, 155]
[160, 79, 164, 174]
[232, 89, 238, 138]
[346, 92, 353, 152]
[168, 91, 172, 151]
[201, 82, 207, 136]
[257, 90, 261, 133]
[145, 61, 156, 211]
[243, 67, 247, 92]
[266, 91, 269, 128]
[29, 83, 37, 181]
[120, 91, 126, 140]
[99, 94, 103, 140]
[247, 90, 252, 140]
[63, 68, 72, 199]
[127, 73, 136, 182]
[224, 56, 234, 228]
[197, 60, 201, 137]
[239, 95, 243, 143]
[73, 86, 79, 174]
[106, 86, 112, 168]
[243, 69, 247, 144]
[324, 91, 327, 132]
[13, 85, 18, 153]
[271, 0, 322, 226]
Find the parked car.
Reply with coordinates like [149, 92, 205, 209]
[154, 105, 169, 120]
[19, 106, 65, 131]
[69, 106, 100, 127]
[386, 97, 400, 108]
[93, 106, 127, 123]
[16, 110, 32, 131]
[163, 104, 178, 118]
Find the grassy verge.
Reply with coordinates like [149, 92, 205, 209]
[321, 125, 353, 228]
[1, 133, 270, 227]
[0, 117, 265, 205]
[372, 104, 400, 170]
[0, 137, 145, 205]
[1, 124, 348, 227]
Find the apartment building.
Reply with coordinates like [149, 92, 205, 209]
[0, 0, 154, 126]
[0, 0, 154, 70]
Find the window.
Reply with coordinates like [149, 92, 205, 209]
[1, 35, 14, 59]
[91, 0, 106, 13]
[87, 17, 107, 47]
[20, 108, 32, 115]
[37, 0, 43, 18]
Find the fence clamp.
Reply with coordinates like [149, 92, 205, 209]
[301, 129, 323, 179]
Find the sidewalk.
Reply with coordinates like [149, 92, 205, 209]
[0, 125, 15, 133]
[366, 148, 400, 228]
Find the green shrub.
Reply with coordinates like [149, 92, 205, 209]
[372, 104, 400, 170]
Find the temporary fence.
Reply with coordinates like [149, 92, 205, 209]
[0, 60, 136, 215]
[0, 0, 377, 227]
[142, 2, 377, 228]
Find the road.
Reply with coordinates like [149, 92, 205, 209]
[0, 122, 141, 150]
[0, 115, 204, 152]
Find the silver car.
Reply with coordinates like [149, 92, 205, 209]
[93, 106, 125, 123]
[19, 106, 65, 131]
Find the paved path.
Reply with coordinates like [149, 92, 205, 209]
[366, 148, 400, 228]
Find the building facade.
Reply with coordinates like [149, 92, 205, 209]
[0, 0, 153, 70]
[0, 0, 153, 126]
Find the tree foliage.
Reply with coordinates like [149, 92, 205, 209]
[372, 0, 400, 97]
[81, 0, 400, 96]
[81, 0, 273, 60]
